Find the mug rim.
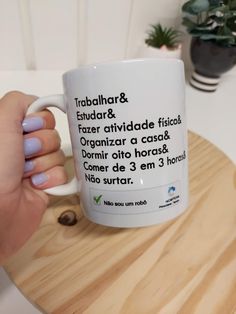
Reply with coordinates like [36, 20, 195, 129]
[63, 57, 183, 78]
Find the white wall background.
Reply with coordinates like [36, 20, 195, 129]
[0, 0, 191, 71]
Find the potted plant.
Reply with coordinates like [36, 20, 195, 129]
[182, 0, 236, 92]
[140, 23, 182, 59]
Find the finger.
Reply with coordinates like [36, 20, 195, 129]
[23, 150, 66, 178]
[0, 91, 37, 134]
[22, 109, 56, 133]
[30, 166, 67, 190]
[23, 129, 61, 158]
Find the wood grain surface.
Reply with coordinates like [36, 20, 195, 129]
[4, 132, 236, 314]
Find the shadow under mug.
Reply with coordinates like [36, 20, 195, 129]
[27, 58, 188, 228]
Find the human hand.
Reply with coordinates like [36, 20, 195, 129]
[0, 91, 67, 264]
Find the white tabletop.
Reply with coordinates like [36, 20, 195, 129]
[0, 71, 235, 314]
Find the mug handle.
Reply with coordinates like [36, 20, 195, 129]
[26, 94, 81, 196]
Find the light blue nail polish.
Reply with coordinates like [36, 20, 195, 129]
[31, 172, 48, 186]
[24, 160, 35, 172]
[22, 116, 44, 133]
[24, 138, 42, 156]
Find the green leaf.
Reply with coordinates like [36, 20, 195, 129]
[227, 16, 236, 30]
[230, 0, 236, 9]
[209, 0, 222, 6]
[208, 4, 230, 14]
[200, 33, 234, 38]
[182, 0, 209, 14]
[209, 15, 225, 23]
[195, 24, 215, 30]
[190, 29, 214, 35]
[223, 24, 234, 34]
[182, 16, 198, 30]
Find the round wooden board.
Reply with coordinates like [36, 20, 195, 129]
[4, 132, 236, 314]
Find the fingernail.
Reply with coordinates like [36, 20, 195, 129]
[22, 116, 44, 133]
[24, 138, 42, 156]
[31, 172, 48, 186]
[24, 160, 35, 172]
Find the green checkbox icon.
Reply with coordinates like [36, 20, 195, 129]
[93, 194, 103, 205]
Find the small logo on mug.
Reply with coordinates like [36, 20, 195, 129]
[168, 186, 176, 197]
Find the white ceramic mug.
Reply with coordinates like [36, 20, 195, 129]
[27, 58, 188, 228]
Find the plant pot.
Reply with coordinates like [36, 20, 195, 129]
[139, 44, 182, 59]
[190, 37, 236, 92]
